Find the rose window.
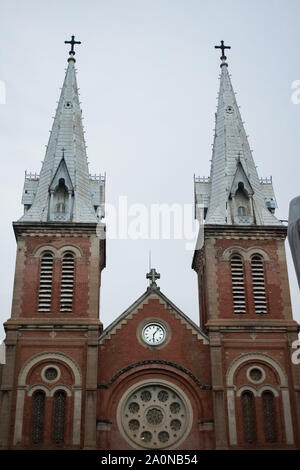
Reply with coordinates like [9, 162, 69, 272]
[249, 368, 263, 382]
[120, 384, 191, 449]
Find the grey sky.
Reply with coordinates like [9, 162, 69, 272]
[0, 0, 299, 340]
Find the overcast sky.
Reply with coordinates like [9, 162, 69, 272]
[0, 0, 299, 341]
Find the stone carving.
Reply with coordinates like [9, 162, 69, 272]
[288, 196, 300, 289]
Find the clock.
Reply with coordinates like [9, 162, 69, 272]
[142, 322, 166, 346]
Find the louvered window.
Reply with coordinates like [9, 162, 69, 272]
[52, 391, 66, 445]
[262, 391, 277, 443]
[251, 255, 267, 314]
[60, 253, 75, 312]
[242, 391, 257, 444]
[231, 255, 246, 314]
[31, 390, 45, 445]
[38, 252, 54, 312]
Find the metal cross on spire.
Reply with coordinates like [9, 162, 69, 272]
[215, 40, 231, 64]
[64, 35, 81, 56]
[146, 268, 160, 289]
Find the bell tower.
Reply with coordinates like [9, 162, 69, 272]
[193, 42, 300, 449]
[0, 37, 105, 449]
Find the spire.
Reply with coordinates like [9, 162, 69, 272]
[20, 36, 105, 223]
[195, 42, 280, 226]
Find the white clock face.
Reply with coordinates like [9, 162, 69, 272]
[142, 322, 166, 346]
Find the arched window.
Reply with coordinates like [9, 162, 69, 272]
[52, 390, 66, 445]
[31, 390, 46, 445]
[242, 391, 257, 444]
[251, 255, 267, 314]
[230, 255, 246, 314]
[262, 391, 277, 443]
[38, 252, 54, 312]
[60, 252, 75, 312]
[238, 205, 247, 216]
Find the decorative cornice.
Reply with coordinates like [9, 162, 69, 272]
[13, 221, 100, 239]
[205, 319, 300, 331]
[98, 360, 212, 390]
[202, 224, 287, 239]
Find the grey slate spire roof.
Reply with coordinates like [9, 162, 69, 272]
[195, 52, 280, 226]
[20, 52, 105, 223]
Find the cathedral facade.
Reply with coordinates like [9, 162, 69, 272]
[0, 40, 299, 450]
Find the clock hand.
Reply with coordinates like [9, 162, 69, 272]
[152, 327, 159, 342]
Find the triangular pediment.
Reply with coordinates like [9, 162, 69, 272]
[230, 161, 254, 197]
[49, 157, 73, 192]
[99, 288, 209, 345]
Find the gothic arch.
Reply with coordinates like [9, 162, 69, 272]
[225, 353, 293, 446]
[57, 245, 82, 258]
[18, 352, 82, 387]
[257, 386, 279, 397]
[14, 352, 82, 446]
[221, 246, 248, 261]
[33, 245, 58, 258]
[221, 246, 270, 262]
[247, 248, 270, 261]
[236, 385, 258, 397]
[49, 385, 72, 397]
[28, 385, 51, 397]
[226, 353, 287, 387]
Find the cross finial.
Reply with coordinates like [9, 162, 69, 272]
[61, 147, 66, 158]
[215, 40, 231, 67]
[64, 35, 81, 57]
[146, 268, 160, 289]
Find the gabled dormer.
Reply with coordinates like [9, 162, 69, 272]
[228, 161, 254, 225]
[49, 156, 74, 221]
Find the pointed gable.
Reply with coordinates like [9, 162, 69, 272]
[49, 156, 73, 192]
[229, 161, 253, 198]
[99, 288, 209, 345]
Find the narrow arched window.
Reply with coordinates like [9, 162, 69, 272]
[38, 252, 54, 312]
[231, 255, 246, 314]
[262, 391, 277, 443]
[60, 253, 75, 312]
[251, 255, 267, 314]
[238, 205, 247, 216]
[242, 391, 257, 444]
[52, 390, 66, 445]
[31, 390, 46, 445]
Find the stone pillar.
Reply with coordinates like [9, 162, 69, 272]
[49, 190, 54, 219]
[0, 330, 18, 448]
[84, 327, 99, 449]
[68, 191, 72, 220]
[209, 331, 228, 449]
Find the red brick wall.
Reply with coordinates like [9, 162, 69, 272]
[19, 236, 94, 318]
[98, 297, 214, 449]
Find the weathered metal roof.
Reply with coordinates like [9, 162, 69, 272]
[19, 56, 104, 223]
[201, 61, 281, 226]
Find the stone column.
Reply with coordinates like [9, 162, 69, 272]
[0, 330, 18, 448]
[209, 331, 228, 449]
[49, 190, 54, 219]
[84, 327, 100, 449]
